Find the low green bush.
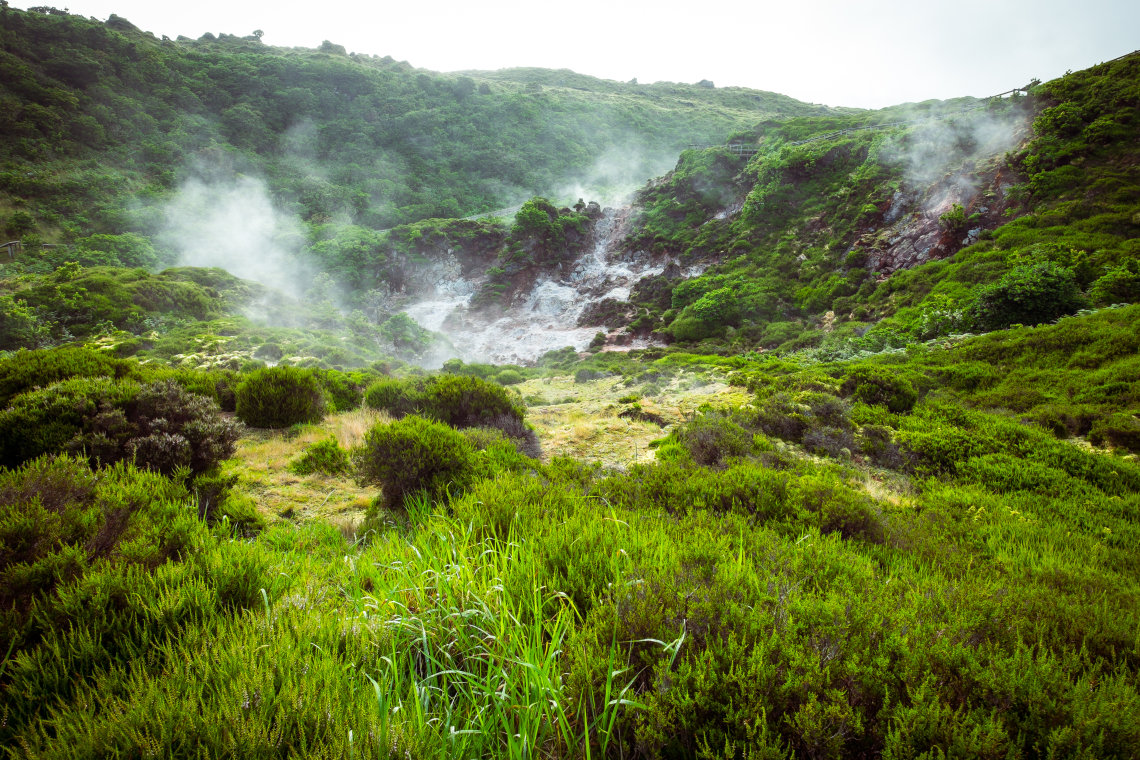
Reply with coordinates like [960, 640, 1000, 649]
[287, 437, 351, 476]
[363, 377, 416, 416]
[968, 262, 1088, 330]
[353, 415, 476, 510]
[1089, 412, 1140, 453]
[213, 493, 267, 537]
[235, 366, 325, 428]
[0, 346, 135, 407]
[316, 369, 366, 412]
[363, 374, 538, 456]
[494, 369, 524, 385]
[673, 410, 754, 467]
[0, 455, 208, 650]
[840, 365, 918, 413]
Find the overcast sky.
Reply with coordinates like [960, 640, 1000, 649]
[15, 0, 1138, 108]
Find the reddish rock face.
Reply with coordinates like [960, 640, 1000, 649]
[857, 164, 1024, 277]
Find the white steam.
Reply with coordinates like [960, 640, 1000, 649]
[880, 106, 1028, 188]
[158, 173, 309, 297]
[555, 140, 679, 207]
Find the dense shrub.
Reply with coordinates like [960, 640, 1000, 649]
[316, 369, 366, 412]
[235, 366, 326, 428]
[353, 415, 476, 510]
[363, 377, 417, 416]
[127, 380, 242, 474]
[0, 376, 137, 468]
[1089, 412, 1140, 453]
[673, 411, 754, 467]
[802, 425, 855, 458]
[418, 374, 524, 428]
[670, 287, 742, 341]
[968, 262, 1088, 330]
[0, 346, 135, 406]
[1089, 260, 1140, 305]
[494, 369, 524, 385]
[0, 377, 241, 475]
[0, 455, 207, 648]
[574, 368, 609, 383]
[840, 365, 918, 413]
[754, 393, 811, 442]
[288, 437, 351, 476]
[858, 424, 907, 469]
[363, 374, 536, 453]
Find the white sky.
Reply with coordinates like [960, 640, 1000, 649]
[16, 0, 1139, 108]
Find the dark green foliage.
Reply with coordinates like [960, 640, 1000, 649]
[287, 437, 351, 476]
[0, 6, 811, 237]
[377, 312, 435, 356]
[673, 410, 754, 466]
[364, 373, 530, 441]
[938, 201, 968, 235]
[967, 262, 1088, 330]
[315, 368, 366, 412]
[213, 493, 267, 537]
[353, 415, 476, 510]
[574, 368, 608, 383]
[1089, 412, 1140, 453]
[840, 365, 918, 413]
[494, 368, 523, 385]
[1090, 260, 1140, 305]
[235, 366, 326, 428]
[0, 376, 241, 474]
[363, 376, 416, 416]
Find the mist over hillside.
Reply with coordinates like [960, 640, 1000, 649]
[1, 9, 1139, 756]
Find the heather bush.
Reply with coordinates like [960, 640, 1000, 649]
[287, 437, 351, 476]
[315, 368, 366, 412]
[0, 455, 207, 649]
[494, 368, 524, 385]
[0, 346, 135, 406]
[967, 262, 1088, 330]
[235, 366, 326, 428]
[1089, 412, 1140, 453]
[363, 376, 417, 416]
[840, 365, 918, 413]
[858, 424, 907, 469]
[673, 410, 754, 466]
[802, 425, 855, 458]
[363, 373, 537, 455]
[354, 415, 476, 510]
[0, 377, 241, 475]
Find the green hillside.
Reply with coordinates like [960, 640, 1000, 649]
[612, 51, 1139, 349]
[0, 5, 831, 239]
[1, 6, 1139, 758]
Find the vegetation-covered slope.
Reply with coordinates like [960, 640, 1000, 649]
[0, 5, 832, 239]
[612, 51, 1139, 351]
[0, 7, 1139, 757]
